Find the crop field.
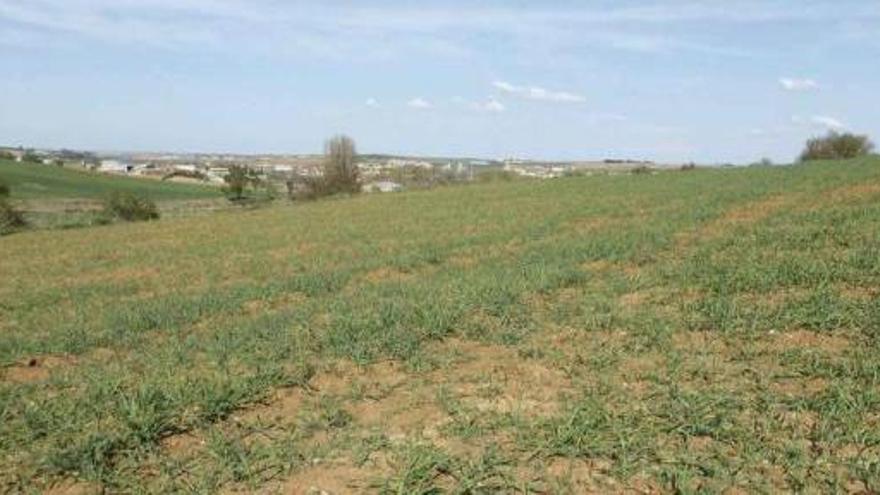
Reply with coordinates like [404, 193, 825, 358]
[1, 160, 225, 230]
[1, 157, 880, 493]
[0, 160, 217, 201]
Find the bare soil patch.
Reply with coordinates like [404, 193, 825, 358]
[43, 480, 98, 495]
[618, 291, 647, 308]
[544, 457, 612, 493]
[445, 253, 479, 268]
[837, 285, 879, 301]
[567, 216, 609, 234]
[581, 259, 613, 273]
[3, 355, 77, 384]
[769, 377, 829, 398]
[818, 182, 880, 205]
[159, 432, 204, 458]
[766, 329, 851, 354]
[363, 267, 415, 284]
[222, 336, 576, 491]
[676, 194, 793, 249]
[243, 292, 308, 315]
[435, 338, 573, 416]
[268, 462, 380, 494]
[21, 199, 103, 213]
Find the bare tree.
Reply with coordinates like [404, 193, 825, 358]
[323, 135, 360, 194]
[223, 164, 259, 201]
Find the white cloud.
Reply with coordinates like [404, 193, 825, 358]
[779, 77, 819, 91]
[407, 97, 433, 109]
[473, 98, 505, 113]
[492, 81, 585, 103]
[810, 115, 845, 130]
[365, 98, 379, 108]
[792, 115, 846, 130]
[492, 81, 517, 93]
[483, 99, 506, 112]
[3, 2, 877, 59]
[450, 96, 505, 113]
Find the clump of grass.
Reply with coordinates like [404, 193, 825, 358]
[377, 444, 451, 493]
[378, 444, 518, 493]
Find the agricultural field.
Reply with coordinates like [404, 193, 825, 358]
[0, 159, 224, 230]
[1, 157, 879, 493]
[0, 160, 217, 201]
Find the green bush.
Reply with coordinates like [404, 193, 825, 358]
[0, 198, 27, 235]
[0, 180, 9, 197]
[102, 192, 160, 222]
[21, 152, 42, 164]
[799, 131, 874, 162]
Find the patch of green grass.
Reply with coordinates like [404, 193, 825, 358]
[0, 159, 217, 201]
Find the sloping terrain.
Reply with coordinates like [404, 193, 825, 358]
[1, 158, 879, 493]
[1, 159, 223, 230]
[0, 159, 216, 201]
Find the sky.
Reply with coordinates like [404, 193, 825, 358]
[0, 0, 878, 163]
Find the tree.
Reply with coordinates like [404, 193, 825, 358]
[223, 165, 260, 201]
[799, 131, 874, 162]
[322, 135, 360, 194]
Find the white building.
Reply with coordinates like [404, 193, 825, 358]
[363, 180, 403, 193]
[99, 160, 130, 174]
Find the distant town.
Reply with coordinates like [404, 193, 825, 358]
[0, 145, 682, 193]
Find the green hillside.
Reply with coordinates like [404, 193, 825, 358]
[1, 157, 879, 492]
[0, 159, 217, 200]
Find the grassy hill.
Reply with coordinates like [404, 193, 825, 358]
[0, 159, 217, 200]
[1, 157, 879, 492]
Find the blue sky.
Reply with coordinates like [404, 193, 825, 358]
[0, 1, 878, 163]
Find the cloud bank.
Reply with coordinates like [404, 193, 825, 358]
[407, 97, 433, 109]
[779, 78, 819, 91]
[493, 81, 585, 103]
